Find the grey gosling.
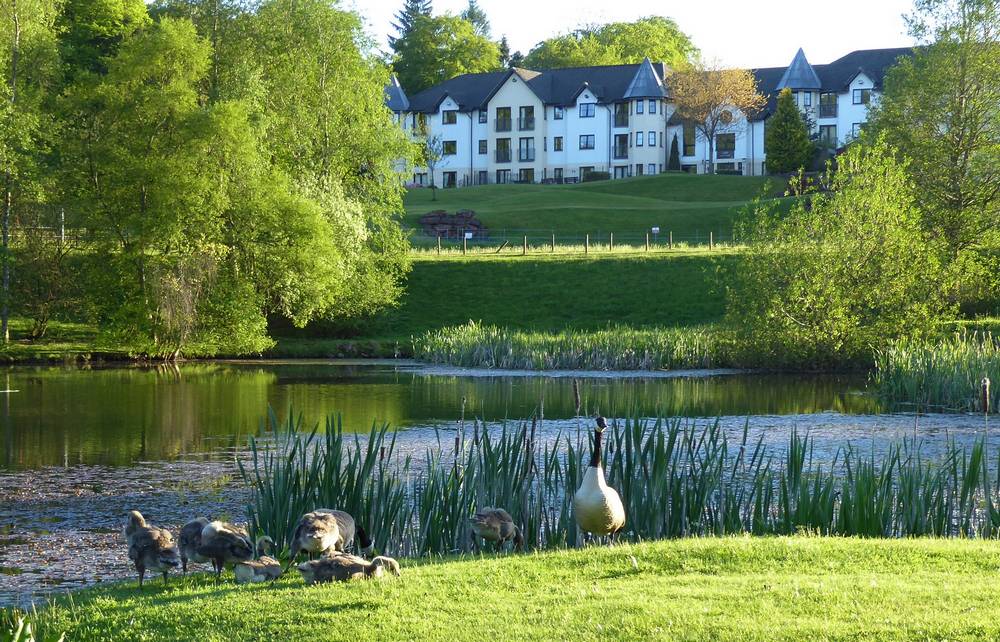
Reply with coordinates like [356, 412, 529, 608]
[196, 520, 253, 582]
[178, 517, 210, 574]
[470, 508, 524, 552]
[284, 509, 374, 572]
[297, 554, 401, 585]
[123, 510, 181, 589]
[234, 536, 282, 584]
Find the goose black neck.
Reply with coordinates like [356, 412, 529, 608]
[590, 429, 603, 468]
[357, 525, 373, 550]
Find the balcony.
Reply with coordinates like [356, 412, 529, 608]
[518, 149, 535, 162]
[819, 104, 838, 119]
[717, 149, 735, 159]
[613, 146, 628, 159]
[518, 117, 535, 131]
[614, 113, 629, 128]
[495, 149, 511, 163]
[495, 119, 512, 132]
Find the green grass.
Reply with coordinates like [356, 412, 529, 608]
[0, 318, 121, 363]
[403, 173, 781, 243]
[18, 538, 1000, 641]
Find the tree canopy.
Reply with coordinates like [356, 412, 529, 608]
[522, 17, 697, 69]
[392, 13, 500, 94]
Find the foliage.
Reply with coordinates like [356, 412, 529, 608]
[460, 0, 489, 37]
[388, 0, 431, 47]
[581, 170, 610, 182]
[868, 0, 1000, 255]
[668, 133, 681, 170]
[55, 0, 149, 76]
[726, 137, 951, 368]
[764, 88, 815, 173]
[423, 134, 443, 200]
[392, 14, 500, 95]
[10, 217, 82, 340]
[522, 17, 697, 70]
[670, 61, 766, 167]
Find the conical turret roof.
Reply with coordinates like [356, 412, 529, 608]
[775, 48, 822, 90]
[623, 57, 666, 99]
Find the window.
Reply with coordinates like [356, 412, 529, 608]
[442, 110, 457, 125]
[647, 163, 656, 175]
[580, 166, 594, 179]
[495, 107, 511, 132]
[443, 140, 457, 155]
[649, 99, 657, 114]
[478, 111, 487, 124]
[579, 134, 595, 150]
[636, 100, 644, 114]
[415, 113, 427, 133]
[553, 106, 564, 120]
[518, 137, 535, 162]
[819, 92, 838, 118]
[648, 131, 655, 146]
[803, 92, 812, 107]
[579, 103, 596, 118]
[553, 136, 563, 152]
[613, 134, 628, 159]
[819, 125, 838, 146]
[635, 132, 643, 147]
[413, 172, 427, 185]
[443, 171, 457, 187]
[477, 170, 488, 185]
[614, 103, 629, 127]
[681, 164, 697, 174]
[518, 168, 534, 183]
[496, 169, 511, 184]
[716, 133, 735, 159]
[851, 122, 863, 139]
[478, 139, 487, 155]
[495, 138, 511, 163]
[518, 106, 535, 131]
[614, 166, 628, 179]
[554, 167, 563, 180]
[635, 164, 644, 176]
[683, 123, 696, 156]
[853, 88, 871, 105]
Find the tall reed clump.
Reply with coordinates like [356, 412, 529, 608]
[241, 409, 1000, 557]
[413, 321, 729, 370]
[873, 332, 999, 412]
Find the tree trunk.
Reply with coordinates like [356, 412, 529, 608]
[2, 0, 21, 344]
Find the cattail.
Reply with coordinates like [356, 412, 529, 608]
[573, 379, 581, 416]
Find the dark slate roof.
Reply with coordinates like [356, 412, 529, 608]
[623, 58, 667, 99]
[775, 48, 822, 90]
[384, 74, 409, 112]
[404, 62, 671, 113]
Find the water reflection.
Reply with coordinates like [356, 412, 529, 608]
[0, 361, 879, 469]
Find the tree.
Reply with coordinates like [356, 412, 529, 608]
[423, 135, 443, 201]
[56, 0, 150, 76]
[764, 88, 815, 173]
[667, 134, 681, 171]
[498, 34, 509, 66]
[868, 0, 1000, 255]
[389, 0, 431, 47]
[726, 136, 950, 368]
[670, 61, 765, 172]
[523, 17, 697, 69]
[509, 50, 523, 67]
[392, 14, 500, 94]
[460, 0, 489, 37]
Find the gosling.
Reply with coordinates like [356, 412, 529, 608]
[470, 508, 524, 552]
[285, 509, 373, 572]
[196, 520, 253, 582]
[178, 517, 210, 574]
[123, 510, 180, 588]
[234, 536, 283, 584]
[297, 554, 401, 585]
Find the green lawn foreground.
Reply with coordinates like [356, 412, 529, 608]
[23, 537, 1000, 641]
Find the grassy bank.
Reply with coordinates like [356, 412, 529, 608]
[15, 537, 1000, 641]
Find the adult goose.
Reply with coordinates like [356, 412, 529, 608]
[196, 521, 254, 582]
[123, 510, 181, 588]
[285, 509, 373, 572]
[573, 416, 626, 543]
[297, 554, 401, 584]
[178, 517, 210, 575]
[470, 508, 524, 552]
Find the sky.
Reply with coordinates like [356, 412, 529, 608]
[349, 0, 917, 69]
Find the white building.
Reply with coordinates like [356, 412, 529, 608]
[386, 47, 913, 185]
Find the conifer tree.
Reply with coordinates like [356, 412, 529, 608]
[389, 0, 431, 47]
[764, 88, 815, 173]
[668, 133, 681, 171]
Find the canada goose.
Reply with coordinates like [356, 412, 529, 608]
[470, 508, 524, 552]
[123, 510, 180, 588]
[178, 517, 210, 574]
[196, 521, 253, 581]
[284, 509, 374, 572]
[234, 536, 282, 584]
[573, 416, 626, 543]
[297, 554, 401, 585]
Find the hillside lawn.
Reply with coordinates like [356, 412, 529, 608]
[402, 173, 781, 243]
[18, 537, 1000, 641]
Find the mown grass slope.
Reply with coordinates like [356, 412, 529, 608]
[22, 537, 1000, 641]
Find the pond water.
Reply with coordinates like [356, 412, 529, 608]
[0, 360, 881, 470]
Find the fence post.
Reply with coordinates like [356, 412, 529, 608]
[645, 232, 649, 252]
[437, 235, 441, 255]
[551, 233, 555, 253]
[710, 231, 714, 251]
[669, 230, 673, 250]
[585, 234, 589, 254]
[463, 235, 467, 255]
[523, 235, 527, 256]
[609, 232, 614, 252]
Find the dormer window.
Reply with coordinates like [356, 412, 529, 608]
[554, 106, 564, 120]
[853, 89, 872, 105]
[579, 103, 596, 118]
[442, 110, 458, 125]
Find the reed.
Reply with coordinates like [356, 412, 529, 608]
[413, 321, 730, 371]
[240, 409, 1000, 558]
[873, 332, 1000, 412]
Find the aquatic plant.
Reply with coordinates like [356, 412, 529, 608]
[241, 409, 1000, 557]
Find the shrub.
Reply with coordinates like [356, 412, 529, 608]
[582, 171, 610, 182]
[765, 88, 815, 174]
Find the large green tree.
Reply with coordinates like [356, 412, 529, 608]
[56, 0, 149, 76]
[727, 137, 950, 368]
[389, 0, 431, 47]
[392, 13, 500, 94]
[764, 88, 815, 173]
[523, 17, 697, 69]
[460, 0, 489, 37]
[868, 0, 1000, 255]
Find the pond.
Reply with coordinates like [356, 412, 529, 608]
[0, 360, 881, 470]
